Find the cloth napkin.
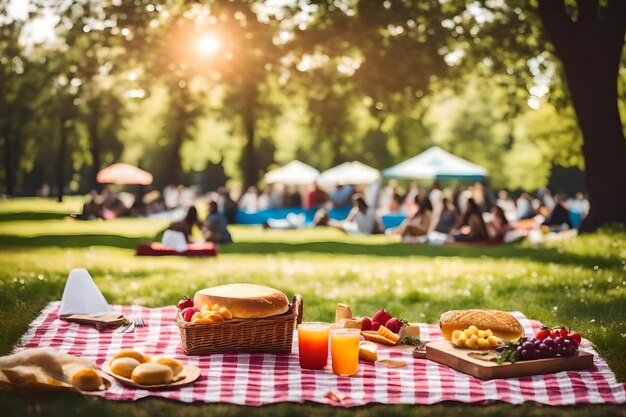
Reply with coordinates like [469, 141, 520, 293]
[59, 268, 113, 317]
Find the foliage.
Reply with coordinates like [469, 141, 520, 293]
[1, 0, 622, 197]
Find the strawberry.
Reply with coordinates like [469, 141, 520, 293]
[361, 317, 373, 331]
[372, 309, 392, 326]
[384, 318, 407, 334]
[372, 321, 381, 331]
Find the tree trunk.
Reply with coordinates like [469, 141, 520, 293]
[3, 129, 13, 196]
[537, 0, 626, 231]
[88, 98, 102, 191]
[57, 117, 69, 203]
[241, 84, 259, 188]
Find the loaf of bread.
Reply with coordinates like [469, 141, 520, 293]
[151, 356, 183, 376]
[130, 363, 173, 385]
[110, 357, 141, 378]
[112, 349, 149, 364]
[194, 284, 289, 318]
[439, 310, 524, 341]
[71, 368, 103, 391]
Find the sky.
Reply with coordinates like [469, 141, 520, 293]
[8, 0, 57, 46]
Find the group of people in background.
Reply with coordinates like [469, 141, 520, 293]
[73, 179, 589, 247]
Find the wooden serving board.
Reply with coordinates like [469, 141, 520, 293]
[60, 314, 125, 330]
[425, 339, 594, 380]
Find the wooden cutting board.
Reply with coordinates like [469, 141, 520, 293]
[60, 314, 125, 330]
[425, 339, 594, 380]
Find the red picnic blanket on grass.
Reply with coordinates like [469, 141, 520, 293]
[135, 242, 218, 257]
[15, 302, 626, 406]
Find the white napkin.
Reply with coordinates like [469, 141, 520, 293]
[59, 268, 113, 317]
[162, 229, 188, 252]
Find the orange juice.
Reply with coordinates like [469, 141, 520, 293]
[298, 322, 329, 370]
[330, 327, 360, 376]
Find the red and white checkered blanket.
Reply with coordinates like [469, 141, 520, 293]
[15, 302, 626, 406]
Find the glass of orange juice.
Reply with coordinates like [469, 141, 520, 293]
[330, 327, 360, 376]
[298, 322, 330, 370]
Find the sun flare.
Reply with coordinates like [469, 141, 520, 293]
[197, 35, 221, 55]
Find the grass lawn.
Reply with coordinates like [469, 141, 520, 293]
[0, 197, 625, 416]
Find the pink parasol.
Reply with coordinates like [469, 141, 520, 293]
[96, 163, 153, 185]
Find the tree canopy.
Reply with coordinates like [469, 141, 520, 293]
[1, 0, 624, 227]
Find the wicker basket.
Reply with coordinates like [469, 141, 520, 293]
[177, 294, 303, 355]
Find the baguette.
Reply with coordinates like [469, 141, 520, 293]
[439, 310, 524, 341]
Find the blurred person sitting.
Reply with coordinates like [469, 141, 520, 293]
[542, 195, 572, 230]
[166, 206, 201, 243]
[404, 181, 421, 207]
[268, 184, 285, 209]
[487, 205, 512, 242]
[257, 186, 271, 211]
[329, 184, 354, 208]
[451, 198, 489, 242]
[515, 192, 536, 220]
[218, 187, 238, 224]
[434, 198, 459, 234]
[238, 186, 259, 212]
[101, 187, 127, 219]
[336, 194, 379, 235]
[304, 182, 328, 209]
[284, 186, 303, 208]
[496, 190, 517, 221]
[393, 196, 433, 238]
[70, 190, 102, 220]
[204, 200, 233, 243]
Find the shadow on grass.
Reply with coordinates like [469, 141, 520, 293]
[0, 234, 620, 269]
[0, 211, 69, 221]
[220, 241, 620, 269]
[0, 234, 147, 250]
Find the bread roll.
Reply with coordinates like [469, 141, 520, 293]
[71, 368, 103, 391]
[194, 284, 289, 318]
[130, 363, 173, 385]
[439, 310, 524, 341]
[112, 349, 149, 364]
[151, 356, 183, 376]
[110, 357, 141, 378]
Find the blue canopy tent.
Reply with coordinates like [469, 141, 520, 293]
[382, 146, 488, 180]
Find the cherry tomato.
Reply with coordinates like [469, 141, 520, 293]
[550, 329, 560, 339]
[536, 329, 550, 340]
[568, 332, 582, 345]
[177, 296, 194, 310]
[558, 327, 569, 337]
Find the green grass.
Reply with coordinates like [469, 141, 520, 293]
[0, 198, 625, 417]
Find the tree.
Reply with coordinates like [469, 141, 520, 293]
[298, 0, 625, 230]
[0, 13, 48, 196]
[536, 0, 626, 230]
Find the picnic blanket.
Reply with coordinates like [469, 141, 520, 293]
[14, 302, 626, 406]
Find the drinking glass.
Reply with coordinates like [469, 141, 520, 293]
[330, 327, 360, 376]
[298, 322, 330, 370]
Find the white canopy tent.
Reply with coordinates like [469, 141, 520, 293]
[319, 161, 380, 186]
[264, 160, 320, 185]
[382, 146, 488, 180]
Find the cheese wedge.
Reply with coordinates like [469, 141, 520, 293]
[377, 326, 401, 344]
[335, 304, 352, 323]
[339, 318, 362, 330]
[399, 324, 420, 339]
[362, 331, 396, 346]
[359, 342, 378, 362]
